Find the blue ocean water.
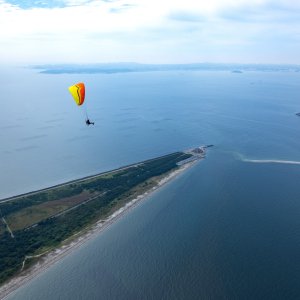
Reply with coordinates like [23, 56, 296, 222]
[2, 67, 300, 299]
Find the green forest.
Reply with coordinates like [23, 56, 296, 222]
[0, 152, 191, 284]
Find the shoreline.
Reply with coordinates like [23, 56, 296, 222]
[0, 159, 200, 300]
[0, 151, 184, 203]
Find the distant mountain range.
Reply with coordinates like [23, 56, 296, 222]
[32, 62, 300, 74]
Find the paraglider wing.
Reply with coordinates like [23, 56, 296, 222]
[68, 83, 85, 106]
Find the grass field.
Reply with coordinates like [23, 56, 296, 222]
[6, 191, 97, 231]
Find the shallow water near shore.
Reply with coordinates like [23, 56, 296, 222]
[2, 68, 300, 299]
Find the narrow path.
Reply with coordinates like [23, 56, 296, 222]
[1, 217, 14, 238]
[21, 251, 49, 272]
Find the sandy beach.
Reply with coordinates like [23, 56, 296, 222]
[0, 159, 200, 300]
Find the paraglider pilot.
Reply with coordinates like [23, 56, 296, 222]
[86, 119, 95, 126]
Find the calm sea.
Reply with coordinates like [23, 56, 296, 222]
[2, 67, 300, 299]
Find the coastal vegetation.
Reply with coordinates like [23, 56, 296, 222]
[0, 152, 192, 285]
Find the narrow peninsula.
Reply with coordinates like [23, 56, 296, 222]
[0, 146, 211, 299]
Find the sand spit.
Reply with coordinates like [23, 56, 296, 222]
[0, 159, 199, 300]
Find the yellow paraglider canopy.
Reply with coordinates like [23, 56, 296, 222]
[68, 82, 85, 106]
[68, 82, 94, 125]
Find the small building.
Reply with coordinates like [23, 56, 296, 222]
[191, 147, 204, 154]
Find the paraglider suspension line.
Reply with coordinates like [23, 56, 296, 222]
[84, 105, 89, 120]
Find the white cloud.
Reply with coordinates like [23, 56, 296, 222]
[0, 0, 299, 64]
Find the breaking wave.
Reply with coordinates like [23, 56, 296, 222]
[242, 158, 300, 165]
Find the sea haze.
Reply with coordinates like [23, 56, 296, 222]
[2, 66, 300, 299]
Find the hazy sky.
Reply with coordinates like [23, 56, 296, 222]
[1, 0, 300, 65]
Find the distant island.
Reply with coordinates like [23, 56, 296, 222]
[0, 146, 211, 299]
[31, 63, 300, 74]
